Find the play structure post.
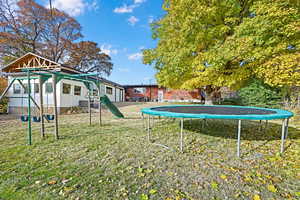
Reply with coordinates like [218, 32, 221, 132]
[98, 84, 102, 126]
[27, 71, 32, 145]
[88, 86, 91, 126]
[52, 74, 59, 139]
[39, 75, 45, 138]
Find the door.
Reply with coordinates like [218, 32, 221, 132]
[158, 90, 164, 102]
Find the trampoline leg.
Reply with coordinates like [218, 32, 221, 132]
[265, 120, 268, 132]
[280, 119, 286, 153]
[147, 115, 151, 142]
[259, 120, 263, 131]
[284, 118, 289, 139]
[237, 120, 242, 157]
[180, 118, 184, 153]
[142, 113, 145, 130]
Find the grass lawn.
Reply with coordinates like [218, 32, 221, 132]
[0, 103, 299, 200]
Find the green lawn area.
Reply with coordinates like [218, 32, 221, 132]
[0, 103, 299, 200]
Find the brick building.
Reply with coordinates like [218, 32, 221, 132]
[124, 84, 204, 102]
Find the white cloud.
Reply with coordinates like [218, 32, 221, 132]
[49, 0, 99, 16]
[118, 68, 130, 72]
[148, 15, 154, 24]
[128, 16, 139, 26]
[128, 52, 142, 60]
[113, 4, 136, 13]
[134, 0, 146, 3]
[100, 44, 118, 56]
[114, 0, 146, 14]
[139, 46, 145, 50]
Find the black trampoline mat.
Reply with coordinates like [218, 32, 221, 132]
[151, 106, 277, 115]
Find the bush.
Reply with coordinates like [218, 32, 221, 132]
[0, 97, 8, 113]
[218, 97, 243, 106]
[238, 79, 282, 108]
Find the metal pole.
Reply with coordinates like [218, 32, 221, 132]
[259, 120, 262, 131]
[39, 75, 45, 138]
[27, 71, 32, 145]
[237, 120, 241, 157]
[141, 113, 145, 129]
[280, 119, 286, 153]
[147, 114, 151, 142]
[284, 118, 289, 139]
[98, 84, 102, 126]
[88, 89, 91, 126]
[52, 74, 59, 140]
[265, 120, 268, 130]
[180, 118, 184, 152]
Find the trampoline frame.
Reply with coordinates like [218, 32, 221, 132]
[141, 105, 293, 157]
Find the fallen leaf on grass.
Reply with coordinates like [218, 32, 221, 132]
[253, 194, 261, 200]
[149, 189, 157, 195]
[141, 193, 149, 200]
[48, 180, 57, 185]
[220, 174, 227, 180]
[210, 182, 218, 189]
[267, 184, 277, 193]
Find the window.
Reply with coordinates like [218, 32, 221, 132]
[34, 83, 39, 93]
[93, 89, 98, 96]
[13, 84, 21, 94]
[45, 83, 53, 93]
[63, 83, 71, 94]
[134, 87, 145, 94]
[23, 83, 29, 94]
[100, 85, 105, 94]
[106, 86, 113, 95]
[74, 86, 81, 96]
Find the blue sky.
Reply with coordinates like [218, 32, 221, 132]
[41, 0, 165, 85]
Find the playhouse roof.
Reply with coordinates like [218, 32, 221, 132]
[1, 52, 123, 88]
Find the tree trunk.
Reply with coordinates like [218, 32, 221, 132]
[204, 85, 214, 105]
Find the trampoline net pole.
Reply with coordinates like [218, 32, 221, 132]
[237, 120, 241, 157]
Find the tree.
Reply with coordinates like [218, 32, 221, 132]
[66, 41, 113, 76]
[0, 0, 82, 63]
[143, 0, 300, 104]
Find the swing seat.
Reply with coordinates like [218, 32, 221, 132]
[45, 114, 55, 121]
[20, 115, 29, 122]
[32, 116, 41, 123]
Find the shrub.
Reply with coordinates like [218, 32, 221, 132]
[0, 97, 8, 113]
[238, 79, 282, 108]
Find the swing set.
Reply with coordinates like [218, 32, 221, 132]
[0, 67, 103, 145]
[19, 78, 55, 123]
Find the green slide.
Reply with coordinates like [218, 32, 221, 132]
[100, 95, 124, 118]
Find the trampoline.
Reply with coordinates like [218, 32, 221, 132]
[141, 105, 293, 157]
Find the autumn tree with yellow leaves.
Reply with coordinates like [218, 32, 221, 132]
[143, 0, 300, 104]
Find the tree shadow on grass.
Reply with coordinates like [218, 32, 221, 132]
[183, 119, 300, 141]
